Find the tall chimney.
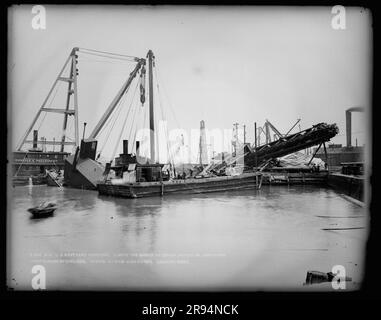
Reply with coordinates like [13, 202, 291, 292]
[33, 130, 38, 149]
[346, 110, 352, 147]
[123, 140, 128, 154]
[199, 120, 207, 165]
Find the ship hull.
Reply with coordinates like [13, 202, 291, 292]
[98, 172, 262, 198]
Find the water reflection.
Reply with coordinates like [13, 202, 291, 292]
[63, 188, 97, 211]
[8, 184, 367, 291]
[29, 214, 55, 222]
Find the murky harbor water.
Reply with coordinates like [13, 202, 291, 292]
[7, 184, 367, 291]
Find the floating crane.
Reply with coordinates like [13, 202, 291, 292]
[62, 48, 150, 189]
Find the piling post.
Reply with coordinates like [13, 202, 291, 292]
[323, 142, 328, 170]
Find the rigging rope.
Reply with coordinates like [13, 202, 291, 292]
[79, 50, 137, 63]
[110, 79, 140, 162]
[78, 47, 139, 60]
[97, 89, 128, 157]
[142, 100, 148, 141]
[155, 64, 182, 129]
[154, 63, 177, 168]
[127, 94, 139, 145]
[133, 98, 147, 159]
[131, 103, 144, 156]
[96, 99, 121, 141]
[79, 57, 134, 67]
[15, 76, 63, 150]
[155, 69, 170, 163]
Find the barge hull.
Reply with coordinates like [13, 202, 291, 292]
[327, 173, 364, 202]
[98, 173, 262, 198]
[262, 171, 328, 185]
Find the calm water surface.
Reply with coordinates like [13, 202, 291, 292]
[8, 184, 367, 291]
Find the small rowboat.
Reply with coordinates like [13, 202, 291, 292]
[28, 201, 57, 218]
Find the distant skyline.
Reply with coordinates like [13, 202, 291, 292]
[8, 6, 372, 163]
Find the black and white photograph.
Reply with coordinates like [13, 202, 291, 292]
[5, 4, 373, 297]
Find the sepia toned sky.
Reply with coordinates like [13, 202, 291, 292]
[8, 6, 372, 162]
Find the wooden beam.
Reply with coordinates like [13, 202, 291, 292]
[61, 51, 76, 152]
[41, 108, 75, 114]
[72, 52, 79, 146]
[58, 77, 74, 82]
[16, 52, 73, 151]
[323, 142, 328, 168]
[266, 119, 283, 138]
[307, 143, 322, 166]
[285, 118, 301, 136]
[24, 140, 76, 146]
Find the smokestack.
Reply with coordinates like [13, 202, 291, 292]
[123, 140, 128, 154]
[347, 106, 364, 112]
[346, 107, 364, 148]
[33, 130, 38, 149]
[103, 162, 111, 177]
[346, 110, 352, 147]
[136, 141, 140, 157]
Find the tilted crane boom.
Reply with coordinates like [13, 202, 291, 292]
[244, 122, 339, 168]
[88, 57, 146, 140]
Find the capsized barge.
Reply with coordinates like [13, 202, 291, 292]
[12, 130, 69, 187]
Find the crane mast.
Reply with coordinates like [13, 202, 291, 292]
[147, 50, 155, 163]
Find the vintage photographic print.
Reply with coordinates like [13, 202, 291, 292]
[6, 5, 372, 293]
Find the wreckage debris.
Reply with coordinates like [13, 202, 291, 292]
[245, 123, 339, 168]
[304, 270, 352, 285]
